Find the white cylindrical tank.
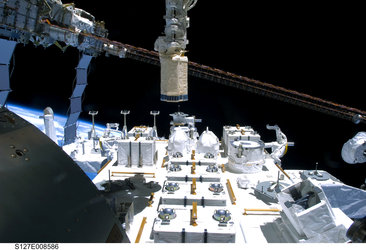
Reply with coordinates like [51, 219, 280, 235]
[42, 107, 57, 144]
[168, 127, 190, 157]
[196, 128, 219, 157]
[341, 132, 366, 164]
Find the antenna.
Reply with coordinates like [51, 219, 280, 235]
[121, 110, 130, 138]
[150, 110, 160, 138]
[314, 162, 323, 177]
[88, 110, 98, 151]
[88, 111, 98, 139]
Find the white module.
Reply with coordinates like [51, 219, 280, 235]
[227, 140, 265, 173]
[117, 137, 156, 166]
[152, 205, 235, 243]
[168, 127, 196, 157]
[40, 107, 57, 143]
[196, 128, 220, 158]
[341, 131, 366, 164]
[222, 125, 260, 156]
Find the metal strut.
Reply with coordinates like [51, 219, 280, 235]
[64, 54, 93, 144]
[0, 39, 17, 107]
[123, 45, 366, 124]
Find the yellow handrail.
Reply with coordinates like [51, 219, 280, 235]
[97, 160, 111, 174]
[243, 208, 281, 215]
[135, 217, 147, 243]
[226, 179, 236, 205]
[111, 171, 155, 178]
[191, 178, 197, 195]
[191, 162, 196, 174]
[221, 164, 226, 173]
[148, 193, 155, 207]
[134, 133, 141, 141]
[275, 163, 291, 180]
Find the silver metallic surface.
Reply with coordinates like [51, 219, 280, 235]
[209, 183, 224, 193]
[213, 209, 231, 222]
[165, 182, 180, 192]
[159, 208, 177, 220]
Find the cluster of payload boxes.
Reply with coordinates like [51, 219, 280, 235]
[153, 158, 237, 243]
[114, 121, 272, 172]
[153, 139, 236, 243]
[151, 112, 237, 243]
[117, 126, 157, 167]
[113, 113, 303, 243]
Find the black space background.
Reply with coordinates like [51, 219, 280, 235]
[6, 1, 365, 187]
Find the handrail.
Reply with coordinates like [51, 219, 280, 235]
[191, 178, 197, 195]
[275, 163, 291, 180]
[97, 159, 111, 174]
[221, 164, 226, 173]
[226, 179, 236, 205]
[134, 217, 147, 243]
[148, 193, 155, 207]
[243, 208, 281, 215]
[111, 171, 155, 178]
[191, 162, 196, 174]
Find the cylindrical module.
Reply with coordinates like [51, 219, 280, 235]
[341, 132, 366, 164]
[42, 107, 58, 144]
[159, 54, 188, 102]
